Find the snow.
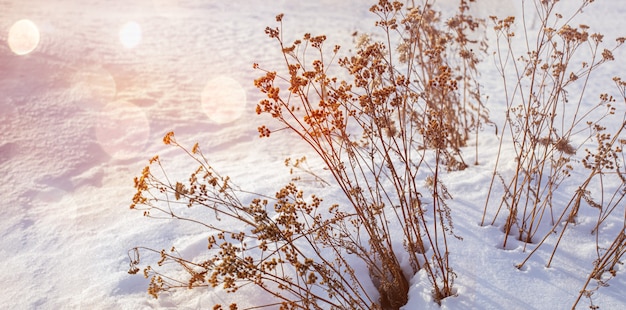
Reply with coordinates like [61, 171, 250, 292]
[1, 0, 624, 309]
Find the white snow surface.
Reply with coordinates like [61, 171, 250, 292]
[1, 0, 625, 309]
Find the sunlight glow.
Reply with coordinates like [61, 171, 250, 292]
[95, 101, 150, 159]
[8, 19, 40, 55]
[71, 67, 117, 110]
[201, 76, 247, 124]
[119, 22, 142, 49]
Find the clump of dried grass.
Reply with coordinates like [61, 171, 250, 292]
[254, 0, 489, 306]
[479, 0, 625, 308]
[128, 0, 626, 309]
[128, 1, 489, 308]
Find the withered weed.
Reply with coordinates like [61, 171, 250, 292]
[128, 0, 626, 309]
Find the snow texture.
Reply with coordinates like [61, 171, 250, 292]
[1, 0, 624, 309]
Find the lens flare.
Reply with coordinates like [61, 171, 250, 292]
[201, 76, 247, 124]
[119, 21, 142, 49]
[7, 19, 40, 55]
[95, 101, 150, 159]
[71, 67, 117, 110]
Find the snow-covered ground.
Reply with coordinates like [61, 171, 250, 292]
[1, 0, 624, 309]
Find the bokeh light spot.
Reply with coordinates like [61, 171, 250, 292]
[119, 21, 142, 49]
[8, 19, 40, 55]
[71, 67, 117, 110]
[95, 101, 150, 159]
[201, 76, 247, 124]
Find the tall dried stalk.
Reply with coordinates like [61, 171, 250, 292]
[479, 0, 625, 307]
[481, 0, 623, 248]
[130, 134, 379, 309]
[129, 0, 490, 308]
[255, 0, 488, 305]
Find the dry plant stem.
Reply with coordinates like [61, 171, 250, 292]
[501, 1, 550, 246]
[483, 0, 621, 250]
[484, 5, 626, 307]
[515, 176, 591, 269]
[285, 157, 331, 186]
[254, 1, 487, 305]
[517, 77, 626, 279]
[480, 24, 514, 227]
[131, 0, 488, 307]
[572, 228, 626, 309]
[522, 148, 620, 270]
[518, 113, 626, 269]
[127, 1, 626, 308]
[131, 135, 380, 308]
[263, 35, 413, 306]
